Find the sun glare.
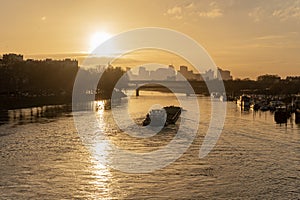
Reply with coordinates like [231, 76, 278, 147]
[89, 31, 112, 52]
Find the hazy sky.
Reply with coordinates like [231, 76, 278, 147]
[1, 0, 300, 78]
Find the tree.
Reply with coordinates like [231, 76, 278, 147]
[96, 66, 127, 99]
[257, 74, 281, 82]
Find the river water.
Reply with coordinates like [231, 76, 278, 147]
[0, 92, 299, 199]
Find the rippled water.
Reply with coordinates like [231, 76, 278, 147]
[1, 92, 299, 199]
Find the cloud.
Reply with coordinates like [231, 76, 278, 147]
[248, 1, 300, 22]
[165, 2, 224, 20]
[197, 1, 224, 19]
[165, 6, 183, 19]
[248, 7, 265, 22]
[272, 3, 300, 21]
[165, 5, 183, 19]
[198, 8, 223, 18]
[185, 2, 194, 9]
[254, 35, 286, 40]
[167, 5, 182, 15]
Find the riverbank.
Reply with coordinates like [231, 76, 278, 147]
[0, 95, 72, 110]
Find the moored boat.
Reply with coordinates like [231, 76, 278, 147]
[295, 109, 300, 124]
[294, 95, 300, 124]
[260, 105, 269, 112]
[274, 106, 289, 124]
[237, 95, 251, 111]
[251, 103, 260, 111]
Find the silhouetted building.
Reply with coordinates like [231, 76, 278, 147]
[138, 66, 150, 80]
[126, 67, 136, 80]
[128, 65, 233, 82]
[177, 65, 196, 80]
[202, 69, 215, 81]
[0, 54, 79, 97]
[149, 65, 176, 80]
[128, 65, 177, 81]
[217, 67, 233, 80]
[194, 73, 203, 81]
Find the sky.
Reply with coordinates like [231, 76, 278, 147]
[0, 0, 300, 79]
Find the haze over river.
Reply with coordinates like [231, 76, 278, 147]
[1, 92, 299, 199]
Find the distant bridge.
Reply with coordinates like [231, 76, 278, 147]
[127, 80, 209, 96]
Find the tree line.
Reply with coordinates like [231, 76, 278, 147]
[0, 57, 299, 100]
[189, 74, 300, 96]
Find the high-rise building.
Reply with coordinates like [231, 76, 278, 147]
[217, 68, 233, 80]
[177, 65, 195, 80]
[138, 66, 150, 80]
[202, 69, 215, 81]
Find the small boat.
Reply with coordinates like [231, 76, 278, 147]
[219, 95, 226, 102]
[142, 106, 182, 127]
[260, 105, 269, 112]
[210, 92, 221, 99]
[251, 103, 260, 111]
[269, 101, 284, 112]
[237, 95, 251, 111]
[293, 96, 300, 124]
[295, 109, 300, 124]
[274, 106, 289, 124]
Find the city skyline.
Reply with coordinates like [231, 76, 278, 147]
[1, 0, 300, 79]
[3, 52, 299, 81]
[127, 65, 232, 81]
[0, 53, 252, 81]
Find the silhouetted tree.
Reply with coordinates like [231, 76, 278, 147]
[257, 74, 281, 82]
[96, 66, 127, 99]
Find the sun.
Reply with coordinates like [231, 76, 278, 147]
[89, 31, 113, 52]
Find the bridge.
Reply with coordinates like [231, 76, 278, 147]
[126, 80, 209, 96]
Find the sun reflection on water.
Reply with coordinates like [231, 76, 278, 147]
[89, 154, 111, 199]
[89, 100, 113, 199]
[96, 100, 105, 114]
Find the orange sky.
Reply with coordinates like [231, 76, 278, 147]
[1, 0, 300, 79]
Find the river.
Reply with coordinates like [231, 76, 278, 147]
[0, 92, 299, 199]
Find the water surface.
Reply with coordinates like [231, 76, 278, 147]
[1, 92, 299, 199]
